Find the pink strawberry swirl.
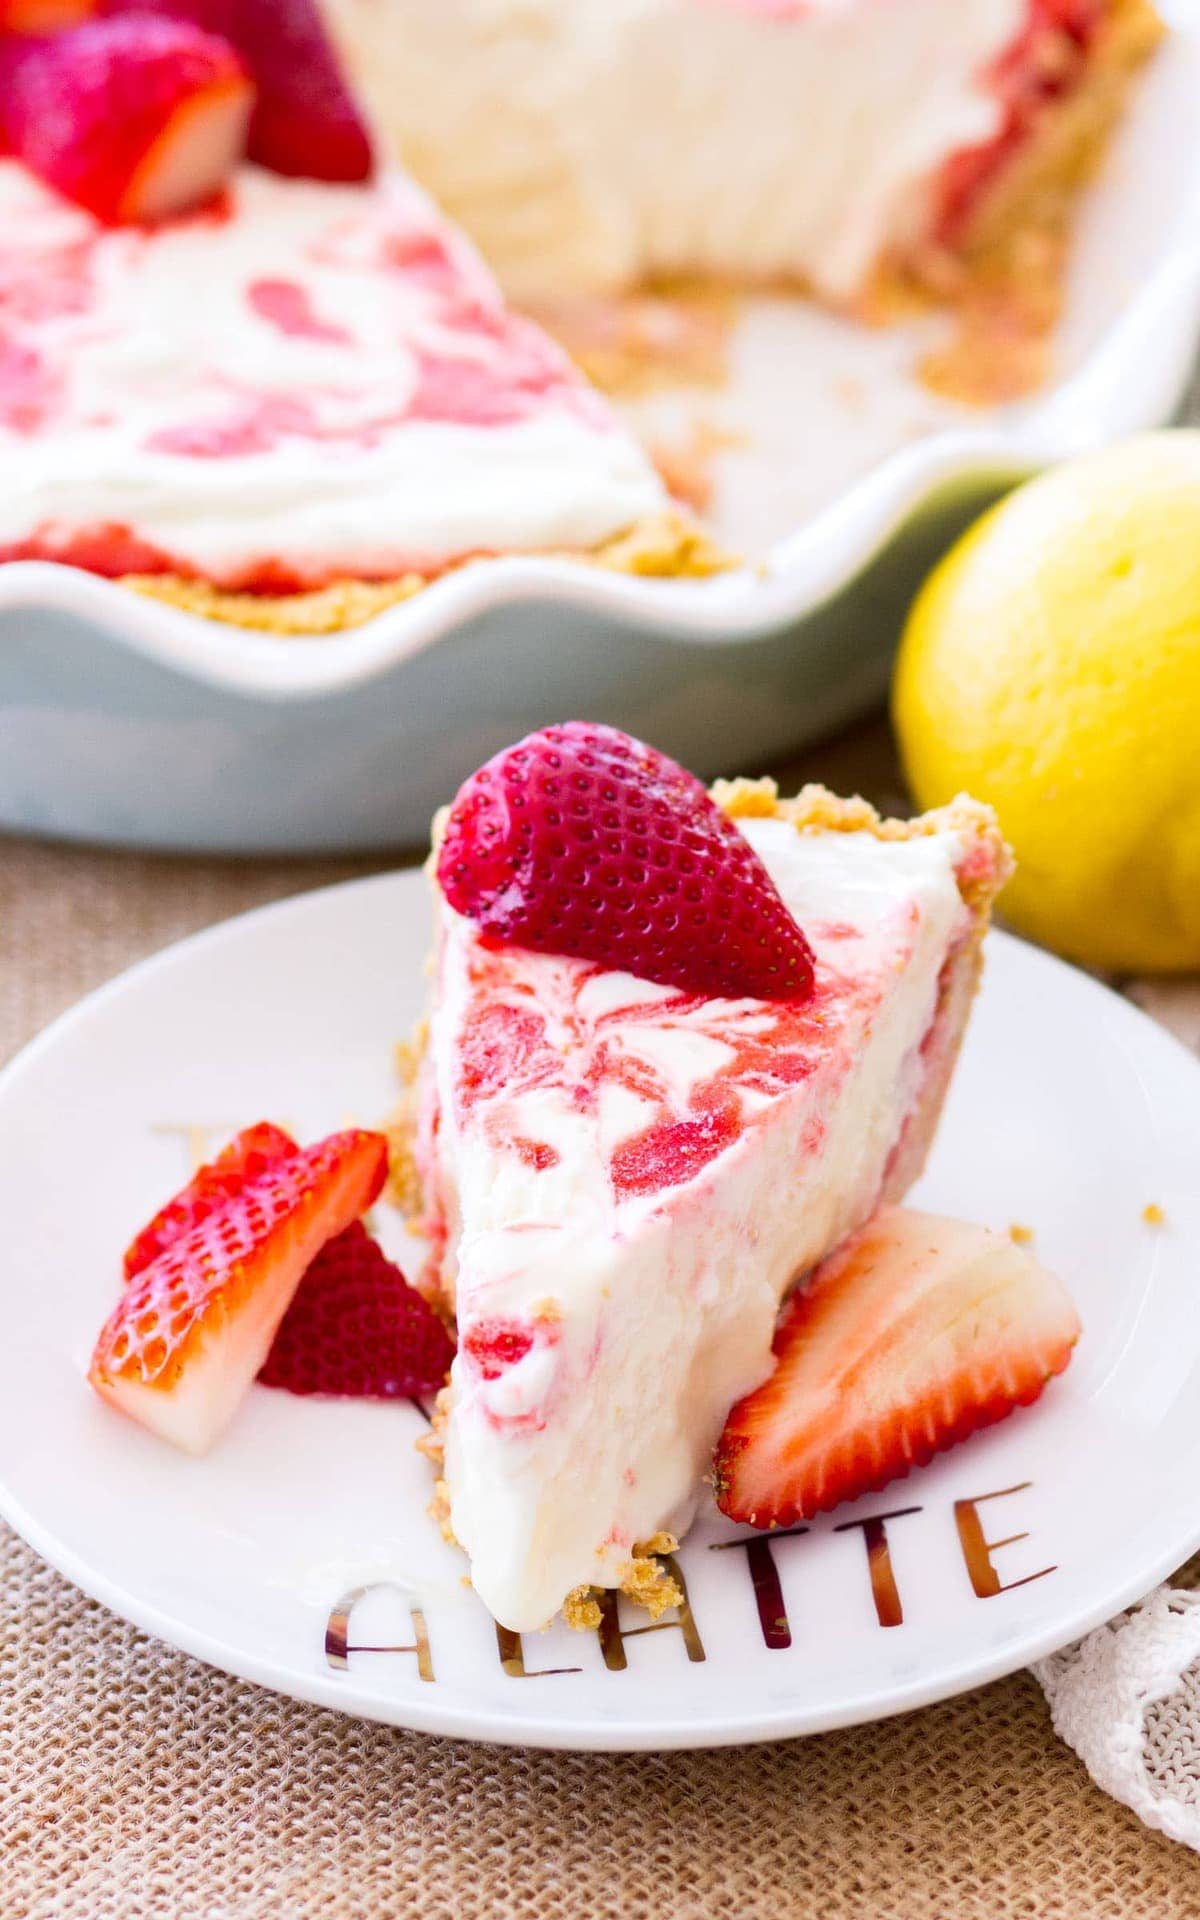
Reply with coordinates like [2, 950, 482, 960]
[0, 163, 662, 591]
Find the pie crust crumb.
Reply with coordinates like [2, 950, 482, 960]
[561, 1535, 683, 1634]
[562, 1587, 605, 1633]
[615, 1535, 683, 1622]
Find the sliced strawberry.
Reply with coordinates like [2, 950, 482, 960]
[89, 1127, 387, 1454]
[124, 1121, 298, 1279]
[713, 1207, 1081, 1528]
[101, 0, 373, 182]
[4, 15, 254, 225]
[259, 1221, 454, 1400]
[437, 723, 816, 1002]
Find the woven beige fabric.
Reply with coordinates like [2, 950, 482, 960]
[2, 804, 1200, 1919]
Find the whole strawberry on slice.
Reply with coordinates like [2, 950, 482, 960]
[4, 14, 254, 225]
[714, 1207, 1081, 1528]
[437, 722, 816, 1002]
[89, 1127, 387, 1454]
[259, 1221, 454, 1401]
[124, 1120, 299, 1280]
[102, 0, 373, 183]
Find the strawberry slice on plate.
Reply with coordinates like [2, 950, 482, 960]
[123, 1120, 298, 1279]
[259, 1221, 454, 1401]
[714, 1207, 1081, 1528]
[117, 1119, 451, 1400]
[4, 14, 254, 224]
[437, 721, 816, 1003]
[89, 1127, 387, 1454]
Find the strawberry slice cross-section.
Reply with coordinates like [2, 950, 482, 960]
[713, 1206, 1081, 1529]
[123, 1120, 299, 1280]
[89, 1127, 387, 1454]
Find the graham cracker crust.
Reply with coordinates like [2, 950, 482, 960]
[118, 512, 730, 636]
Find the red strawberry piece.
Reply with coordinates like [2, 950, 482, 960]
[259, 1220, 454, 1400]
[89, 1127, 387, 1453]
[232, 0, 372, 182]
[4, 14, 253, 225]
[437, 722, 816, 1002]
[101, 0, 373, 182]
[713, 1207, 1081, 1528]
[0, 0, 99, 30]
[123, 1120, 299, 1280]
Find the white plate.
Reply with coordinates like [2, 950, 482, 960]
[2, 2, 1199, 851]
[1, 871, 1199, 1751]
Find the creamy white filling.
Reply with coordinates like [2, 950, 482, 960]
[427, 819, 970, 1631]
[0, 163, 665, 580]
[323, 0, 1025, 298]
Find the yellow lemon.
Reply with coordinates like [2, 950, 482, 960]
[893, 431, 1200, 974]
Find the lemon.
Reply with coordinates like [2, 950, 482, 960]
[893, 432, 1200, 974]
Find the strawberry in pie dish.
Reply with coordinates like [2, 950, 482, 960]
[403, 725, 1022, 1632]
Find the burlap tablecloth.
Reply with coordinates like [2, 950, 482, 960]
[3, 726, 1200, 1920]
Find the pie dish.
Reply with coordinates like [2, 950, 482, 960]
[403, 773, 1011, 1632]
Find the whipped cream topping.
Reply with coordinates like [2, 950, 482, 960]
[0, 163, 666, 589]
[323, 0, 1027, 299]
[422, 816, 974, 1631]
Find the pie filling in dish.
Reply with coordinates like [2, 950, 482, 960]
[321, 0, 1161, 308]
[405, 778, 1012, 1633]
[0, 161, 715, 629]
[0, 0, 1162, 629]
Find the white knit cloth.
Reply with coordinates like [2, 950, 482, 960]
[1035, 1588, 1200, 1850]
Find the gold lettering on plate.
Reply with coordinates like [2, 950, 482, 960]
[710, 1525, 810, 1650]
[954, 1482, 1056, 1599]
[322, 1486, 1056, 1687]
[325, 1583, 435, 1683]
[598, 1556, 706, 1671]
[834, 1506, 922, 1629]
[494, 1625, 582, 1680]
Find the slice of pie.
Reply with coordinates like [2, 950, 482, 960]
[323, 0, 1161, 310]
[0, 159, 715, 632]
[403, 737, 1011, 1633]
